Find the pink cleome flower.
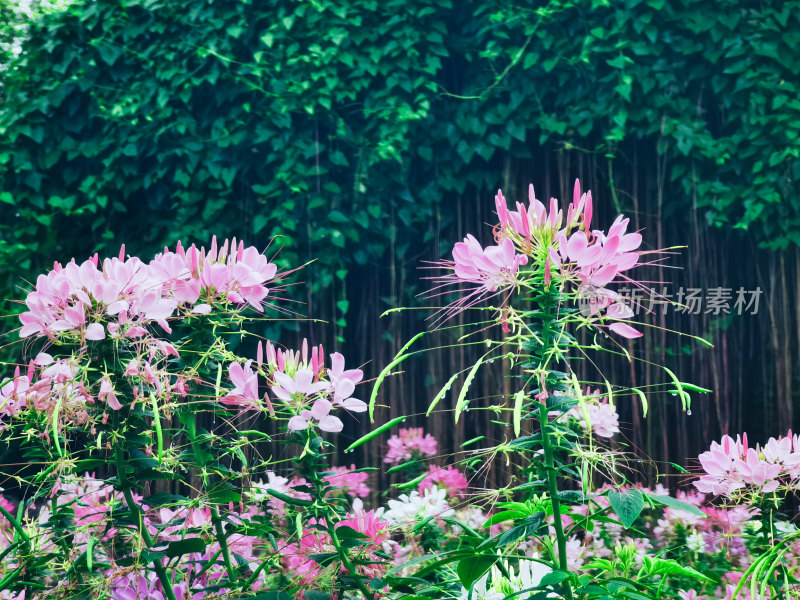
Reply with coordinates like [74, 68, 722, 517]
[324, 465, 371, 498]
[694, 432, 798, 498]
[284, 507, 389, 593]
[418, 465, 469, 499]
[384, 428, 439, 464]
[430, 179, 656, 339]
[18, 236, 280, 341]
[425, 235, 528, 324]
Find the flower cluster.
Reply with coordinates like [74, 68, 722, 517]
[19, 236, 279, 340]
[282, 501, 390, 593]
[562, 388, 621, 438]
[384, 427, 438, 464]
[694, 431, 800, 498]
[219, 339, 367, 432]
[418, 465, 470, 498]
[324, 465, 371, 498]
[431, 180, 651, 338]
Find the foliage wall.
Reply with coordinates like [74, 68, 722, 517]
[2, 0, 800, 485]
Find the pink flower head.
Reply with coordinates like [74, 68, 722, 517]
[452, 235, 528, 292]
[566, 391, 620, 438]
[328, 352, 366, 413]
[272, 369, 339, 432]
[264, 339, 324, 377]
[384, 428, 439, 464]
[695, 433, 786, 498]
[503, 184, 563, 241]
[220, 360, 260, 410]
[324, 465, 371, 498]
[418, 465, 469, 498]
[425, 235, 528, 324]
[190, 236, 279, 311]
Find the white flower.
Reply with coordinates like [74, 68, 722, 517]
[383, 485, 454, 528]
[686, 531, 706, 552]
[249, 471, 290, 501]
[458, 556, 553, 600]
[774, 520, 797, 537]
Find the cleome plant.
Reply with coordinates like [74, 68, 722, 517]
[0, 181, 796, 599]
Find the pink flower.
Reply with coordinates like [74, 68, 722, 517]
[324, 465, 371, 498]
[288, 398, 343, 433]
[452, 235, 528, 292]
[271, 369, 338, 431]
[678, 590, 708, 600]
[384, 428, 438, 464]
[566, 395, 620, 438]
[284, 506, 389, 591]
[328, 352, 366, 412]
[737, 448, 781, 493]
[98, 376, 123, 411]
[694, 433, 786, 498]
[418, 465, 469, 498]
[264, 339, 324, 377]
[272, 369, 329, 406]
[220, 361, 260, 410]
[426, 235, 528, 323]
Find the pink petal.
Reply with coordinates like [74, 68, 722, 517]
[608, 322, 643, 339]
[288, 416, 308, 431]
[86, 323, 106, 340]
[338, 398, 367, 413]
[192, 303, 212, 315]
[311, 398, 332, 420]
[318, 415, 343, 432]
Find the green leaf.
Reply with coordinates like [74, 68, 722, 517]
[145, 493, 191, 507]
[608, 489, 644, 529]
[495, 513, 545, 547]
[482, 510, 526, 528]
[165, 537, 206, 558]
[641, 557, 714, 582]
[457, 555, 497, 589]
[646, 494, 706, 518]
[539, 570, 571, 587]
[336, 525, 368, 539]
[329, 210, 349, 223]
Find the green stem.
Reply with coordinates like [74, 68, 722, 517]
[304, 439, 374, 600]
[209, 505, 239, 583]
[185, 414, 240, 584]
[114, 442, 178, 600]
[539, 403, 574, 600]
[325, 518, 375, 600]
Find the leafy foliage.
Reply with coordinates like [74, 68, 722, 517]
[1, 0, 799, 314]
